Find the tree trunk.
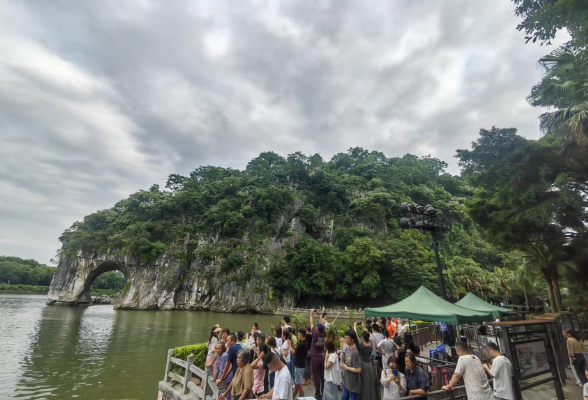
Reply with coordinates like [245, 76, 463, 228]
[552, 272, 564, 312]
[523, 286, 529, 308]
[543, 272, 557, 312]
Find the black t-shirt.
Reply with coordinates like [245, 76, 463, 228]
[478, 326, 488, 335]
[295, 340, 309, 368]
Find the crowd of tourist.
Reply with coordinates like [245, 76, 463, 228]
[201, 313, 586, 400]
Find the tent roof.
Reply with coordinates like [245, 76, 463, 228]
[364, 286, 493, 324]
[455, 292, 513, 318]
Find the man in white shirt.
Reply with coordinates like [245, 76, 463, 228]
[442, 342, 494, 400]
[397, 319, 408, 336]
[484, 342, 514, 400]
[261, 352, 293, 400]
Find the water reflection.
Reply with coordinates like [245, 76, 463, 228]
[0, 295, 357, 400]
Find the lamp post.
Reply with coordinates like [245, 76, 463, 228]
[400, 202, 451, 300]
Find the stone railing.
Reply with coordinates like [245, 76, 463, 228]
[158, 349, 219, 400]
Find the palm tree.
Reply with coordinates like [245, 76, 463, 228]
[503, 251, 539, 307]
[529, 47, 588, 147]
[521, 244, 566, 312]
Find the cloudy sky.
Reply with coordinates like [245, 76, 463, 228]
[0, 1, 567, 264]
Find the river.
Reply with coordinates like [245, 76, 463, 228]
[0, 294, 336, 400]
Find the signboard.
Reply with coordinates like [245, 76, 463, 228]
[515, 340, 550, 378]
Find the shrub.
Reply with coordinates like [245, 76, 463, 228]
[172, 343, 207, 370]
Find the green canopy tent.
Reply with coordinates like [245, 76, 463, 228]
[364, 285, 493, 324]
[455, 292, 513, 318]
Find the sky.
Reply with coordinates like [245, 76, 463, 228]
[0, 1, 568, 264]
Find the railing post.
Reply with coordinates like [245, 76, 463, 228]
[164, 349, 174, 382]
[203, 361, 211, 397]
[183, 354, 194, 394]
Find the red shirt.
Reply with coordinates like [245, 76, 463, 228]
[387, 323, 396, 337]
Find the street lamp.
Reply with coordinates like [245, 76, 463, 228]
[400, 202, 451, 300]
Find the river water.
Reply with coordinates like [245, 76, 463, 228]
[0, 294, 310, 400]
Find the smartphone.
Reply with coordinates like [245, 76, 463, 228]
[357, 321, 362, 325]
[392, 369, 398, 377]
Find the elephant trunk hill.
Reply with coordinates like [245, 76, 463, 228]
[47, 149, 505, 311]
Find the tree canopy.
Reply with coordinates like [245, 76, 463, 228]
[60, 148, 520, 305]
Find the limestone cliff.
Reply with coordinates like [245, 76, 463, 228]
[47, 246, 295, 312]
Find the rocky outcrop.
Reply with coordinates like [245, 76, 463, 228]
[91, 295, 114, 304]
[47, 246, 295, 312]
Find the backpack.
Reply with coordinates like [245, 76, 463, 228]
[272, 348, 286, 365]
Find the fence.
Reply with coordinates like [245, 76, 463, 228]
[158, 349, 219, 400]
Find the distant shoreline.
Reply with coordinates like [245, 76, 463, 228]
[0, 284, 119, 296]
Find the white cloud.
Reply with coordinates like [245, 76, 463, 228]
[0, 0, 571, 263]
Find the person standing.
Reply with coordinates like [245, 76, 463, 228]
[387, 318, 396, 338]
[261, 352, 293, 400]
[381, 355, 406, 400]
[339, 330, 362, 400]
[377, 329, 395, 362]
[206, 326, 222, 375]
[323, 339, 341, 400]
[219, 334, 237, 400]
[281, 331, 293, 380]
[477, 322, 488, 336]
[372, 324, 385, 344]
[442, 342, 494, 400]
[357, 330, 376, 400]
[404, 352, 429, 396]
[274, 326, 284, 348]
[214, 343, 231, 399]
[267, 337, 280, 390]
[220, 351, 254, 400]
[565, 329, 588, 386]
[251, 334, 268, 396]
[483, 342, 513, 400]
[290, 328, 309, 399]
[310, 310, 327, 400]
[397, 320, 408, 337]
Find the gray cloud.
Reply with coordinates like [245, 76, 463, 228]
[0, 0, 567, 263]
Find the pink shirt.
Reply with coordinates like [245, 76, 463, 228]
[253, 349, 265, 394]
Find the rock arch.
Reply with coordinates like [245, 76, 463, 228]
[47, 249, 293, 311]
[47, 251, 132, 306]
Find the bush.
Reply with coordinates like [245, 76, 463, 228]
[172, 343, 207, 370]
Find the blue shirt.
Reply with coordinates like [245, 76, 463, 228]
[440, 323, 448, 332]
[405, 366, 430, 394]
[216, 352, 231, 384]
[227, 344, 240, 374]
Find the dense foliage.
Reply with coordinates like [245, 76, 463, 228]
[452, 0, 588, 310]
[0, 255, 124, 292]
[60, 148, 523, 305]
[0, 256, 55, 286]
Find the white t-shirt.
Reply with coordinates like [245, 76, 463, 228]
[324, 353, 342, 384]
[490, 355, 514, 400]
[281, 341, 291, 363]
[273, 365, 293, 400]
[455, 355, 494, 400]
[276, 337, 283, 348]
[583, 382, 588, 399]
